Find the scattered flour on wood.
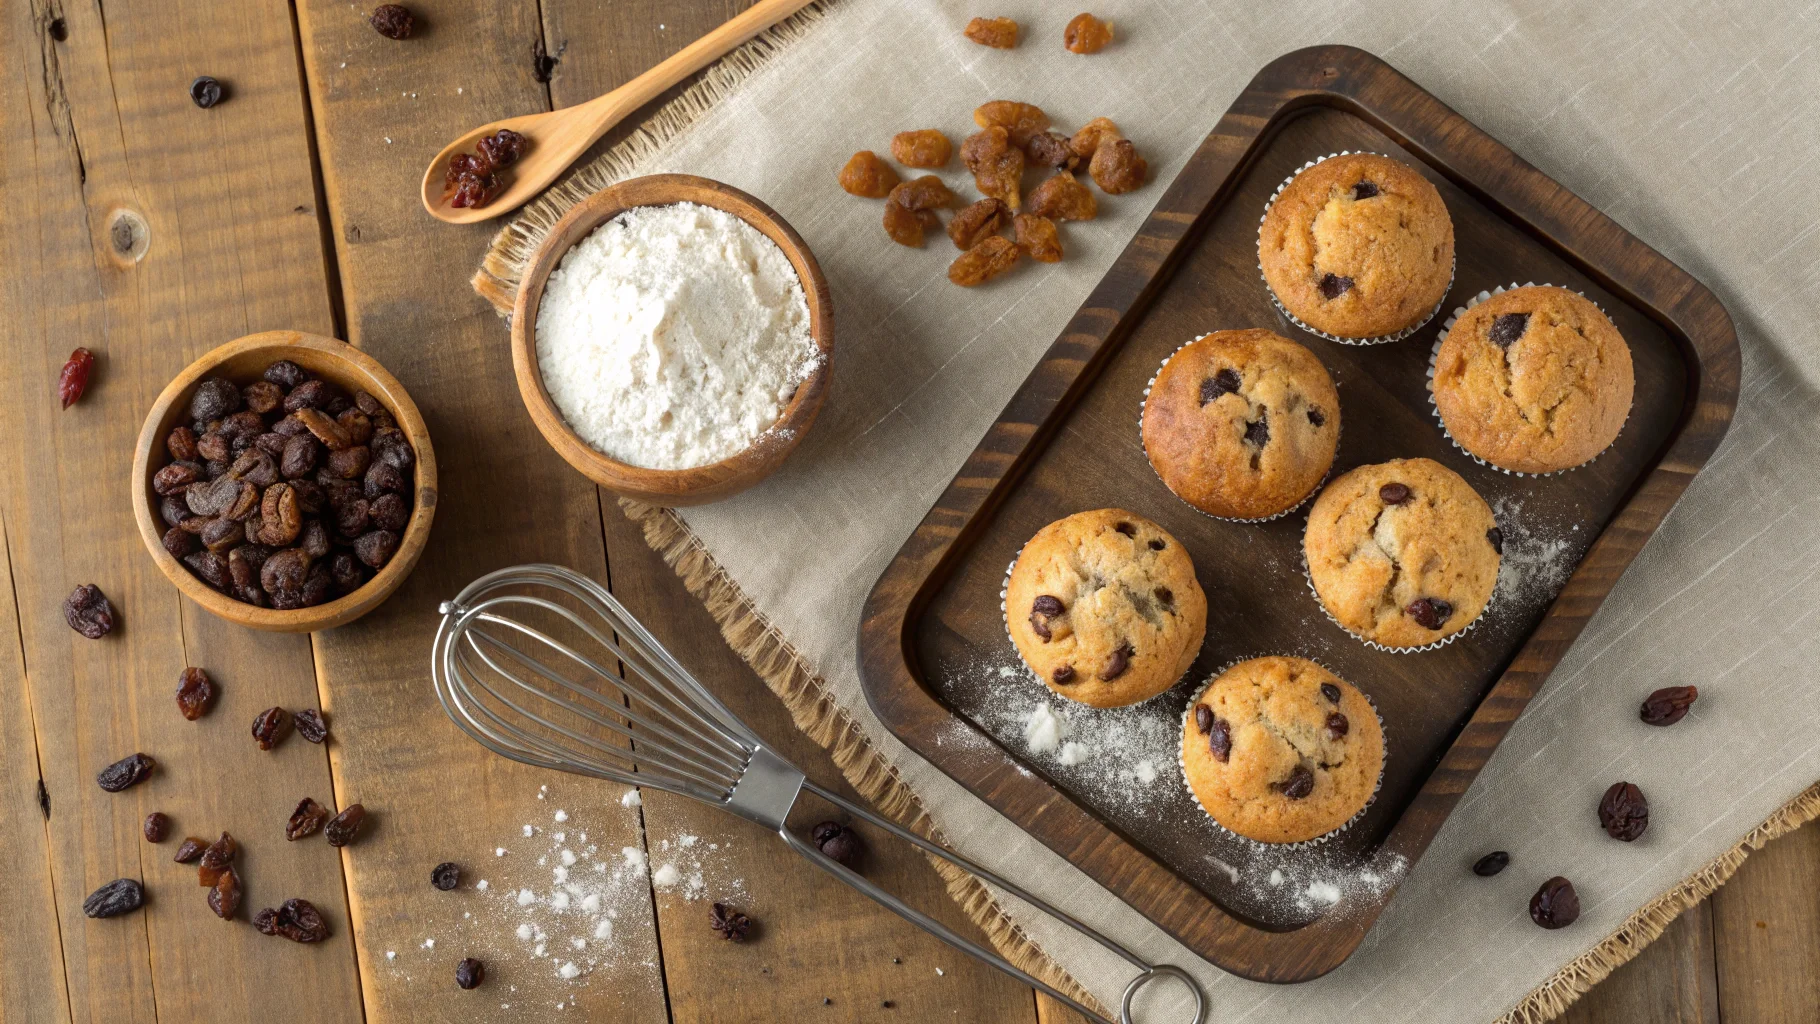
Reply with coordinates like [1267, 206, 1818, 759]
[1490, 495, 1579, 610]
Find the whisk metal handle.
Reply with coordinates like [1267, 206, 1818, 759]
[789, 780, 1206, 1024]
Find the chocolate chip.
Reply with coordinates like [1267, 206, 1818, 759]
[1243, 411, 1269, 447]
[1153, 587, 1173, 608]
[1029, 615, 1051, 641]
[1379, 482, 1411, 505]
[1114, 521, 1136, 537]
[1208, 718, 1231, 762]
[1530, 876, 1580, 929]
[1487, 526, 1504, 554]
[1326, 711, 1349, 739]
[1307, 406, 1325, 428]
[1193, 704, 1212, 734]
[1051, 665, 1076, 685]
[1318, 273, 1354, 299]
[1320, 682, 1341, 703]
[1199, 367, 1241, 404]
[1351, 180, 1379, 200]
[1147, 539, 1165, 551]
[189, 76, 224, 109]
[1407, 597, 1453, 630]
[1031, 595, 1064, 616]
[1489, 312, 1529, 348]
[1472, 851, 1510, 876]
[1279, 764, 1314, 799]
[1099, 642, 1132, 680]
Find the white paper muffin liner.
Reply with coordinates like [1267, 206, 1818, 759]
[1257, 150, 1456, 346]
[1137, 335, 1339, 524]
[1176, 655, 1386, 851]
[1426, 282, 1631, 478]
[1299, 504, 1501, 654]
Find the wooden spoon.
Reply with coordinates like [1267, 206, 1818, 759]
[421, 0, 815, 224]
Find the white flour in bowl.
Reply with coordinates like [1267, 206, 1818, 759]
[535, 202, 819, 470]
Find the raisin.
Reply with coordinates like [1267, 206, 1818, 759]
[947, 198, 1009, 250]
[189, 76, 224, 109]
[1351, 180, 1380, 200]
[336, 409, 374, 446]
[325, 803, 367, 847]
[326, 445, 371, 480]
[1318, 273, 1354, 299]
[948, 235, 1021, 287]
[174, 837, 208, 863]
[365, 458, 407, 497]
[1640, 685, 1698, 726]
[1326, 712, 1349, 739]
[370, 3, 414, 38]
[1051, 665, 1075, 684]
[838, 151, 899, 198]
[354, 529, 399, 569]
[962, 16, 1018, 48]
[1407, 597, 1453, 630]
[890, 129, 952, 168]
[176, 667, 216, 720]
[198, 832, 237, 887]
[476, 129, 527, 168]
[1063, 13, 1113, 53]
[281, 433, 320, 479]
[1599, 781, 1649, 841]
[268, 898, 330, 942]
[231, 449, 280, 488]
[811, 820, 863, 866]
[1089, 138, 1147, 194]
[1208, 718, 1231, 762]
[331, 553, 367, 594]
[1200, 368, 1240, 404]
[63, 583, 115, 639]
[242, 380, 284, 415]
[1070, 118, 1121, 160]
[286, 798, 331, 841]
[184, 475, 238, 516]
[1489, 312, 1529, 348]
[257, 483, 302, 546]
[264, 361, 309, 389]
[1279, 764, 1314, 799]
[1024, 132, 1079, 170]
[1530, 877, 1580, 929]
[97, 753, 154, 792]
[456, 957, 486, 989]
[294, 708, 329, 744]
[1320, 682, 1342, 703]
[197, 430, 231, 463]
[1193, 704, 1212, 734]
[1099, 642, 1132, 681]
[252, 706, 291, 751]
[295, 408, 352, 450]
[961, 127, 1024, 211]
[1243, 411, 1269, 447]
[166, 426, 200, 462]
[1028, 595, 1064, 641]
[1379, 482, 1411, 505]
[1026, 172, 1097, 223]
[261, 548, 311, 596]
[372, 429, 416, 471]
[143, 812, 171, 843]
[284, 379, 330, 412]
[1015, 214, 1063, 263]
[58, 348, 95, 408]
[201, 517, 245, 553]
[354, 391, 384, 417]
[83, 878, 145, 918]
[190, 377, 242, 422]
[184, 551, 232, 590]
[209, 867, 242, 920]
[162, 527, 197, 559]
[888, 175, 955, 212]
[449, 171, 500, 209]
[974, 101, 1049, 147]
[431, 862, 461, 890]
[709, 902, 752, 942]
[334, 497, 372, 538]
[1472, 851, 1510, 876]
[154, 461, 202, 496]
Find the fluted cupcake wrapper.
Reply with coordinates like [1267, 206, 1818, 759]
[1298, 513, 1501, 653]
[1257, 151, 1456, 347]
[1137, 334, 1338, 524]
[1426, 282, 1632, 478]
[1177, 655, 1386, 851]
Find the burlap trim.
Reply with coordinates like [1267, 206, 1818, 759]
[473, 7, 1820, 1016]
[621, 500, 1107, 1019]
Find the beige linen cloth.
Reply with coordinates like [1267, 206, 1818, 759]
[475, 1, 1820, 1019]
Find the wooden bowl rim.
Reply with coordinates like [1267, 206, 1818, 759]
[131, 330, 439, 632]
[509, 173, 834, 506]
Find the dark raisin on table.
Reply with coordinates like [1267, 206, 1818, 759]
[810, 820, 863, 867]
[189, 76, 224, 109]
[294, 708, 329, 743]
[369, 3, 414, 39]
[252, 706, 291, 750]
[143, 812, 171, 843]
[324, 803, 367, 847]
[431, 861, 461, 891]
[260, 898, 331, 942]
[1529, 876, 1580, 929]
[97, 753, 156, 792]
[1598, 781, 1649, 841]
[208, 867, 242, 920]
[287, 798, 331, 841]
[174, 666, 216, 720]
[58, 347, 95, 408]
[83, 878, 145, 918]
[63, 583, 116, 639]
[174, 836, 208, 863]
[1471, 851, 1510, 876]
[1639, 685, 1698, 726]
[709, 901, 751, 941]
[455, 957, 485, 989]
[198, 832, 238, 887]
[531, 39, 560, 82]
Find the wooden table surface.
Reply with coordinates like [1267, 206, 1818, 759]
[1, 2, 1813, 1022]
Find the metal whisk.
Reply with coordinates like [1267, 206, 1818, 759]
[432, 564, 1204, 1024]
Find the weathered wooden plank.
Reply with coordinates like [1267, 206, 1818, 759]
[1559, 901, 1719, 1024]
[289, 0, 670, 1018]
[1710, 821, 1820, 1021]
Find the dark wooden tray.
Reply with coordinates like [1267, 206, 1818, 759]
[857, 45, 1738, 983]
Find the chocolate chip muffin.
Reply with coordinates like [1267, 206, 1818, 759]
[1259, 153, 1454, 340]
[1006, 509, 1207, 708]
[1431, 285, 1634, 474]
[1142, 329, 1339, 520]
[1303, 458, 1500, 649]
[1180, 656, 1383, 844]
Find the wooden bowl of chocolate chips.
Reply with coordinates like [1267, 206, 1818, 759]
[132, 331, 438, 632]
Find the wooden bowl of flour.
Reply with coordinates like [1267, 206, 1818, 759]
[510, 174, 833, 506]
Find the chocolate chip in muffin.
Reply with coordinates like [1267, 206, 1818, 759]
[1326, 711, 1349, 739]
[1051, 664, 1076, 685]
[1193, 703, 1212, 734]
[1351, 180, 1380, 200]
[1487, 526, 1504, 554]
[1307, 406, 1326, 428]
[1318, 273, 1353, 299]
[1199, 367, 1240, 405]
[1279, 764, 1314, 799]
[1114, 521, 1136, 537]
[1242, 412, 1269, 447]
[1379, 482, 1411, 505]
[1147, 538, 1165, 551]
[1099, 642, 1132, 680]
[1153, 586, 1173, 609]
[1488, 311, 1529, 348]
[1029, 595, 1064, 641]
[1208, 717, 1231, 762]
[1407, 597, 1453, 631]
[1320, 682, 1341, 703]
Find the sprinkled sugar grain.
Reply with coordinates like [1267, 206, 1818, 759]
[535, 202, 819, 470]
